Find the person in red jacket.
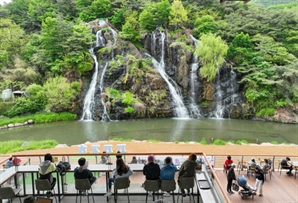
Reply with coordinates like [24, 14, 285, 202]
[224, 155, 233, 171]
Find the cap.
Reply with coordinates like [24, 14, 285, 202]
[148, 154, 154, 162]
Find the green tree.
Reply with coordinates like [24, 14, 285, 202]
[227, 32, 254, 65]
[43, 76, 80, 112]
[79, 0, 111, 22]
[194, 15, 219, 38]
[119, 11, 140, 43]
[109, 6, 126, 30]
[169, 0, 188, 29]
[195, 33, 228, 82]
[0, 18, 25, 68]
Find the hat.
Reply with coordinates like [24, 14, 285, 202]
[148, 154, 154, 162]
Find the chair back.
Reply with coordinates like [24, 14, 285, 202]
[114, 177, 130, 190]
[75, 179, 91, 191]
[144, 180, 160, 192]
[36, 197, 53, 203]
[35, 179, 52, 191]
[161, 180, 176, 192]
[179, 177, 194, 189]
[0, 187, 16, 199]
[248, 165, 255, 171]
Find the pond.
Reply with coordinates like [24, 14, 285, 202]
[0, 118, 297, 145]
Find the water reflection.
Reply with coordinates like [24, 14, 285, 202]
[0, 119, 297, 145]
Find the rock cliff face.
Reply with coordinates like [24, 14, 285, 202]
[77, 20, 297, 123]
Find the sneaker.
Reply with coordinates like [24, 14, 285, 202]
[148, 192, 153, 197]
[163, 192, 171, 197]
[182, 193, 186, 197]
[259, 194, 263, 196]
[104, 192, 112, 197]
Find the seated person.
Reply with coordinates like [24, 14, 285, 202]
[160, 157, 179, 197]
[100, 151, 108, 164]
[237, 176, 255, 193]
[130, 156, 138, 164]
[12, 157, 22, 166]
[248, 158, 257, 167]
[39, 153, 57, 196]
[116, 151, 122, 159]
[262, 159, 271, 172]
[74, 157, 97, 185]
[6, 157, 13, 165]
[282, 157, 294, 175]
[224, 155, 233, 171]
[178, 153, 198, 196]
[105, 158, 133, 196]
[143, 154, 160, 180]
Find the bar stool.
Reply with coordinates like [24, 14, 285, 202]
[75, 179, 95, 203]
[114, 177, 130, 203]
[177, 177, 195, 203]
[160, 180, 176, 203]
[35, 179, 58, 203]
[144, 180, 160, 202]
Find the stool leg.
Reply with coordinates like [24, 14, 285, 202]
[146, 191, 148, 203]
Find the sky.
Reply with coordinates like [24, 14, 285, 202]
[0, 0, 11, 5]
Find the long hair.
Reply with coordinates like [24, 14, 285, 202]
[116, 158, 129, 175]
[188, 153, 197, 161]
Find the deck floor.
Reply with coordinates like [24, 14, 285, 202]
[215, 168, 298, 203]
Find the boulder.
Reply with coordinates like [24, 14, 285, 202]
[15, 123, 23, 127]
[8, 124, 14, 128]
[28, 120, 34, 124]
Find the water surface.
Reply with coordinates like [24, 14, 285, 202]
[0, 119, 297, 145]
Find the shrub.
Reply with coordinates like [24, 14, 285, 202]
[213, 139, 226, 145]
[199, 137, 207, 145]
[235, 140, 249, 145]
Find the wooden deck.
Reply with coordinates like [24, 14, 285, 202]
[215, 169, 298, 203]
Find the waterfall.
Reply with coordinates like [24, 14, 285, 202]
[189, 35, 203, 118]
[213, 67, 242, 118]
[151, 31, 189, 118]
[214, 70, 224, 118]
[80, 48, 99, 121]
[81, 20, 117, 121]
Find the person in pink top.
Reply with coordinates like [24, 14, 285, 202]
[12, 157, 22, 165]
[224, 155, 233, 171]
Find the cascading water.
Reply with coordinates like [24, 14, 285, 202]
[81, 20, 117, 121]
[213, 67, 243, 118]
[189, 35, 203, 118]
[151, 31, 189, 118]
[80, 48, 100, 121]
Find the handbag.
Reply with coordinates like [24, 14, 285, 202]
[232, 183, 239, 191]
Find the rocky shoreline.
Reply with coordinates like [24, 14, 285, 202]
[0, 119, 34, 129]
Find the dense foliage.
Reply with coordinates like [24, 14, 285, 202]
[0, 0, 297, 118]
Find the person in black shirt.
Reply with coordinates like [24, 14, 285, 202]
[143, 154, 160, 180]
[227, 163, 236, 194]
[74, 157, 96, 185]
[255, 166, 264, 196]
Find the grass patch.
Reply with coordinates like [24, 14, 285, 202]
[199, 137, 207, 145]
[0, 112, 77, 126]
[213, 139, 226, 145]
[111, 137, 132, 142]
[271, 141, 278, 145]
[175, 141, 179, 144]
[146, 139, 161, 143]
[0, 140, 58, 154]
[235, 140, 249, 145]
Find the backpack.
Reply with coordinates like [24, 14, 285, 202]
[281, 159, 287, 166]
[56, 161, 71, 176]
